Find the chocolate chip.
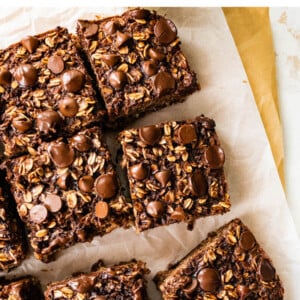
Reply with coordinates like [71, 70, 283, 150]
[15, 64, 38, 87]
[47, 55, 65, 74]
[139, 125, 162, 145]
[83, 23, 98, 38]
[177, 124, 197, 144]
[146, 201, 164, 218]
[36, 110, 62, 134]
[95, 201, 109, 219]
[127, 8, 150, 19]
[108, 70, 127, 90]
[197, 268, 220, 292]
[48, 141, 75, 168]
[170, 207, 185, 221]
[154, 18, 177, 44]
[148, 48, 165, 61]
[115, 31, 131, 48]
[71, 134, 93, 152]
[101, 54, 121, 67]
[129, 163, 148, 180]
[142, 60, 158, 76]
[237, 285, 251, 300]
[153, 71, 175, 96]
[189, 170, 207, 196]
[44, 194, 62, 213]
[56, 172, 70, 190]
[30, 204, 48, 224]
[62, 70, 85, 93]
[79, 176, 94, 193]
[21, 35, 39, 53]
[58, 97, 79, 117]
[0, 69, 12, 87]
[258, 259, 275, 282]
[239, 230, 256, 251]
[183, 278, 198, 294]
[12, 118, 32, 132]
[103, 21, 119, 35]
[95, 173, 117, 199]
[154, 170, 171, 187]
[204, 145, 225, 169]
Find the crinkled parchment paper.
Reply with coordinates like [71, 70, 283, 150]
[0, 7, 299, 299]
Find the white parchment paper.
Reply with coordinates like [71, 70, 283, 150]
[0, 7, 300, 299]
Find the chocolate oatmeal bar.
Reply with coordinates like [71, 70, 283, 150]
[2, 127, 132, 262]
[0, 27, 105, 158]
[44, 260, 149, 299]
[119, 115, 230, 232]
[77, 8, 199, 125]
[154, 218, 284, 300]
[0, 178, 27, 271]
[0, 275, 43, 300]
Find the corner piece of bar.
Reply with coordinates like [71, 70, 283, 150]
[0, 26, 105, 158]
[118, 115, 230, 232]
[77, 8, 199, 126]
[1, 127, 133, 262]
[44, 260, 150, 299]
[154, 218, 284, 299]
[0, 275, 43, 300]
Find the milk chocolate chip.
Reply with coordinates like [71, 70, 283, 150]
[47, 55, 65, 74]
[56, 172, 70, 190]
[101, 54, 121, 67]
[239, 230, 256, 251]
[197, 268, 220, 292]
[44, 194, 62, 213]
[95, 173, 117, 199]
[142, 60, 158, 76]
[103, 21, 119, 35]
[146, 201, 164, 218]
[177, 124, 197, 144]
[153, 71, 175, 96]
[139, 125, 162, 145]
[79, 176, 94, 193]
[115, 31, 131, 48]
[108, 70, 127, 90]
[189, 170, 207, 197]
[95, 201, 109, 219]
[0, 69, 12, 87]
[129, 163, 148, 180]
[258, 259, 275, 282]
[154, 170, 171, 187]
[62, 70, 85, 93]
[48, 141, 75, 168]
[12, 118, 32, 132]
[30, 204, 48, 224]
[58, 97, 79, 117]
[15, 64, 38, 87]
[84, 23, 99, 38]
[36, 110, 61, 134]
[71, 134, 92, 152]
[154, 18, 177, 44]
[204, 145, 225, 169]
[21, 35, 39, 53]
[148, 48, 165, 61]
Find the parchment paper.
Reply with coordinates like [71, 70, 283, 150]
[0, 7, 299, 299]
